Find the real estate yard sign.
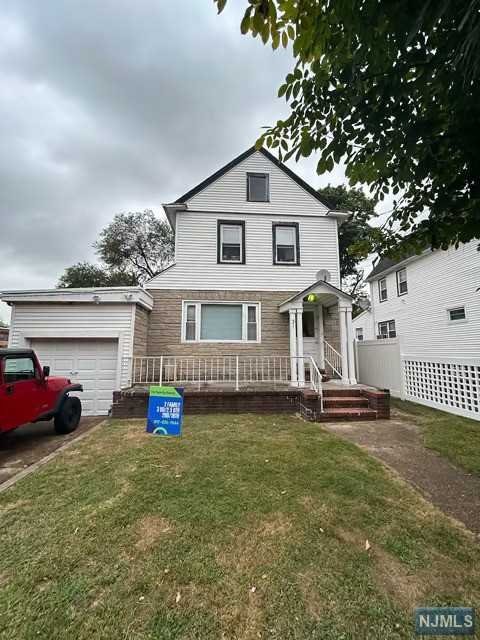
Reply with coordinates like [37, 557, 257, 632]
[146, 386, 184, 436]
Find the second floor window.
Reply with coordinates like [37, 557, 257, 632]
[217, 220, 245, 264]
[272, 223, 300, 265]
[396, 268, 408, 295]
[378, 277, 388, 302]
[355, 328, 364, 341]
[378, 320, 396, 339]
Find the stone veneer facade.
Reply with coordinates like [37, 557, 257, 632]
[131, 288, 343, 361]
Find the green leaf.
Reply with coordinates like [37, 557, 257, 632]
[240, 13, 251, 34]
[216, 0, 227, 14]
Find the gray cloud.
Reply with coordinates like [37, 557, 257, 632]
[0, 0, 348, 322]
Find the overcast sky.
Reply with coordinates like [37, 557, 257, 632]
[0, 0, 378, 323]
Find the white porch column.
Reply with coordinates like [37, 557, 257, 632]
[289, 309, 298, 386]
[318, 304, 325, 369]
[296, 308, 305, 387]
[346, 306, 357, 384]
[339, 306, 349, 385]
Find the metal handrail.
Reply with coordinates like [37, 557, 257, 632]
[124, 355, 324, 410]
[323, 339, 342, 378]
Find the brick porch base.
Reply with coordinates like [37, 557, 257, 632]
[111, 386, 390, 422]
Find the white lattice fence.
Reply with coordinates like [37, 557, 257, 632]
[403, 357, 480, 421]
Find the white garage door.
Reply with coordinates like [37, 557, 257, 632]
[30, 338, 119, 416]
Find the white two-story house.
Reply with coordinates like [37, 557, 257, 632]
[2, 146, 362, 415]
[144, 146, 356, 386]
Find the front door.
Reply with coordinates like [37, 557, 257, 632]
[302, 309, 319, 363]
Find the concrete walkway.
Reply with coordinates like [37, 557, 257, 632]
[322, 411, 480, 536]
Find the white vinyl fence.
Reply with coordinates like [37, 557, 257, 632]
[355, 339, 480, 421]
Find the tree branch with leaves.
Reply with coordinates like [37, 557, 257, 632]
[215, 0, 480, 255]
[58, 210, 174, 288]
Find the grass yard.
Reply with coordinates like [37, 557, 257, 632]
[392, 398, 480, 477]
[1, 415, 479, 640]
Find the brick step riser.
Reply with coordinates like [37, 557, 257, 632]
[323, 399, 369, 409]
[322, 389, 364, 398]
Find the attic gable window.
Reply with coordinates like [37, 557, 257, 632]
[247, 173, 269, 202]
[217, 220, 245, 264]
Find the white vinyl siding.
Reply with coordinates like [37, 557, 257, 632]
[182, 301, 260, 343]
[149, 211, 340, 291]
[185, 151, 329, 216]
[7, 303, 137, 389]
[369, 240, 480, 359]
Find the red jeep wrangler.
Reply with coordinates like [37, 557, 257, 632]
[0, 349, 83, 435]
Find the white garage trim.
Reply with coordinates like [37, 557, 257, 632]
[1, 286, 154, 310]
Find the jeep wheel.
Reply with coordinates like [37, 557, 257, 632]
[54, 396, 82, 434]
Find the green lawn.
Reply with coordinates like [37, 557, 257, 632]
[0, 415, 479, 640]
[392, 398, 480, 477]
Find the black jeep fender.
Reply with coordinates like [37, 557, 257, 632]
[35, 384, 83, 422]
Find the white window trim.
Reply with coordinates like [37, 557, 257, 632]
[219, 222, 243, 264]
[396, 268, 408, 296]
[355, 328, 364, 341]
[377, 319, 396, 339]
[447, 306, 467, 324]
[273, 224, 298, 265]
[378, 277, 388, 302]
[181, 301, 261, 343]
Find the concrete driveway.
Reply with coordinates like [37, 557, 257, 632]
[0, 417, 104, 485]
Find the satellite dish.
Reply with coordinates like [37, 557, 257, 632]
[316, 269, 331, 282]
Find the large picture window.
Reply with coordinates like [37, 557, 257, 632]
[272, 223, 300, 265]
[217, 220, 245, 264]
[182, 302, 260, 343]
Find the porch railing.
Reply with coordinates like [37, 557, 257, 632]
[124, 354, 322, 402]
[323, 340, 343, 379]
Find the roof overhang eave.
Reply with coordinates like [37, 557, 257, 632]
[163, 202, 188, 229]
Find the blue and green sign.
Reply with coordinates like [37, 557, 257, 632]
[146, 386, 184, 436]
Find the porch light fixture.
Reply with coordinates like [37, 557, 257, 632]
[307, 293, 318, 303]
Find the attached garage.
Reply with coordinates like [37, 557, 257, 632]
[1, 287, 153, 416]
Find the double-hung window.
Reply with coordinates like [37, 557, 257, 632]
[183, 302, 260, 343]
[217, 220, 245, 264]
[378, 277, 388, 302]
[272, 223, 300, 265]
[396, 268, 408, 296]
[377, 320, 396, 339]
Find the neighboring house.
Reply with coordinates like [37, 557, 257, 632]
[1, 146, 359, 415]
[352, 309, 374, 341]
[355, 239, 480, 419]
[0, 327, 9, 348]
[365, 240, 479, 355]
